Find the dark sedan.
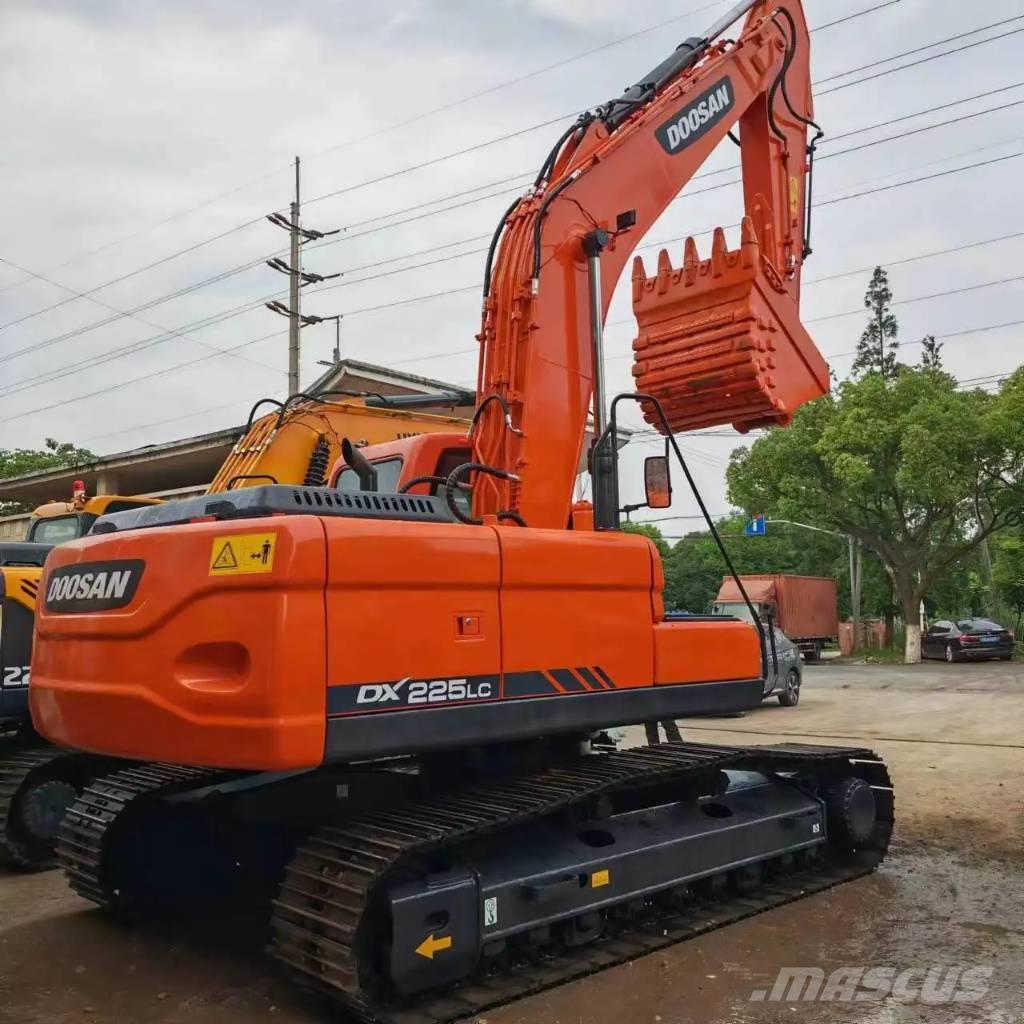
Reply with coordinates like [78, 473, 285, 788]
[922, 618, 1015, 662]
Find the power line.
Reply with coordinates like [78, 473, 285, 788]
[300, 0, 902, 209]
[7, 89, 1017, 371]
[803, 231, 1024, 287]
[4, 144, 1019, 408]
[0, 248, 269, 336]
[0, 326, 284, 425]
[0, 255, 280, 380]
[806, 273, 1024, 325]
[17, 146, 1018, 412]
[0, 1, 728, 304]
[0, 7, 968, 344]
[828, 319, 1024, 362]
[293, 113, 1024, 304]
[819, 24, 1024, 96]
[812, 0, 902, 32]
[816, 14, 1024, 85]
[653, 99, 1024, 205]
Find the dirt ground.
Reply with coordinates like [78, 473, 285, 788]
[1, 660, 1022, 1024]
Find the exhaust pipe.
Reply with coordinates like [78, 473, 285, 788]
[341, 438, 379, 492]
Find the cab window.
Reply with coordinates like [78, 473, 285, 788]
[337, 458, 403, 494]
[28, 515, 87, 544]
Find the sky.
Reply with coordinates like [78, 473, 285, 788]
[1, 0, 1022, 533]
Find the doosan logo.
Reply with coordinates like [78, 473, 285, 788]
[44, 559, 144, 612]
[656, 78, 735, 155]
[47, 570, 132, 603]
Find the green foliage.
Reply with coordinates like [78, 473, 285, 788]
[919, 334, 943, 370]
[991, 532, 1024, 631]
[0, 438, 95, 515]
[661, 514, 846, 613]
[852, 267, 900, 379]
[726, 367, 1019, 659]
[621, 521, 670, 558]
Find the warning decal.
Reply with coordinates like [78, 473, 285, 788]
[208, 533, 277, 576]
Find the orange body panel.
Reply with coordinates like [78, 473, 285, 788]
[32, 516, 762, 771]
[32, 518, 329, 770]
[496, 529, 655, 691]
[323, 519, 501, 705]
[654, 620, 760, 685]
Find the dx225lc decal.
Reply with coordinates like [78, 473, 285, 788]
[355, 676, 496, 709]
[327, 666, 619, 716]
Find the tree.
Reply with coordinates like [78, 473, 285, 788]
[727, 369, 1019, 663]
[919, 334, 943, 370]
[0, 438, 95, 515]
[982, 365, 1024, 501]
[991, 532, 1024, 633]
[852, 267, 899, 379]
[621, 521, 670, 558]
[661, 514, 846, 614]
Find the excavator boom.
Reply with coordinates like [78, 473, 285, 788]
[473, 0, 827, 528]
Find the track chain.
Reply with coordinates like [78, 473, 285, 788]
[57, 761, 232, 906]
[0, 747, 77, 870]
[270, 741, 894, 1024]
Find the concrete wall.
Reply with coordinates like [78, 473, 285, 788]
[0, 513, 30, 541]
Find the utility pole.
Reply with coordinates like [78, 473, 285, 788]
[288, 156, 301, 397]
[848, 535, 862, 642]
[265, 169, 342, 396]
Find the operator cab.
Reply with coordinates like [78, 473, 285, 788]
[28, 484, 163, 545]
[330, 433, 473, 520]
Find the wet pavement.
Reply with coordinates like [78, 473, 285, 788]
[1, 662, 1022, 1024]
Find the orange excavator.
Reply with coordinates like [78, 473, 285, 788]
[32, 2, 892, 1018]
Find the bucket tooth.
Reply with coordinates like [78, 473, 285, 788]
[683, 236, 700, 286]
[740, 216, 759, 269]
[630, 221, 829, 434]
[710, 227, 728, 277]
[631, 256, 647, 304]
[656, 250, 673, 294]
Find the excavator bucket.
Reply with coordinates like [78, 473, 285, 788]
[630, 217, 829, 434]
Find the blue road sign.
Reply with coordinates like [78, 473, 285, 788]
[744, 514, 766, 537]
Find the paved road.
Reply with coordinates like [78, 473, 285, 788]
[1, 661, 1022, 1024]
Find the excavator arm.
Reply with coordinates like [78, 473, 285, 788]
[473, 0, 828, 530]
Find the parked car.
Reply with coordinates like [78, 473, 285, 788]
[922, 618, 1015, 662]
[763, 626, 803, 706]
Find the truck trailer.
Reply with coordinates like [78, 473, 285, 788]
[714, 574, 839, 660]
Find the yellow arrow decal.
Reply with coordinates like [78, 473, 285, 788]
[415, 933, 453, 959]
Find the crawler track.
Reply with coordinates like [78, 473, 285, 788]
[0, 745, 76, 872]
[270, 742, 894, 1024]
[57, 762, 235, 906]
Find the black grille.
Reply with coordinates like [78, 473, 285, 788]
[91, 485, 455, 534]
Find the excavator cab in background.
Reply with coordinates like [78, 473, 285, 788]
[30, 1, 892, 1018]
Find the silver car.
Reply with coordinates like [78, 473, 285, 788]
[763, 626, 803, 706]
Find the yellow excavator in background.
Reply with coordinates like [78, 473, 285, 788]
[0, 391, 469, 869]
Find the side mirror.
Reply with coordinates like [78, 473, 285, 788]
[644, 455, 672, 509]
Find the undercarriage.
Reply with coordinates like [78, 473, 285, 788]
[57, 739, 892, 1023]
